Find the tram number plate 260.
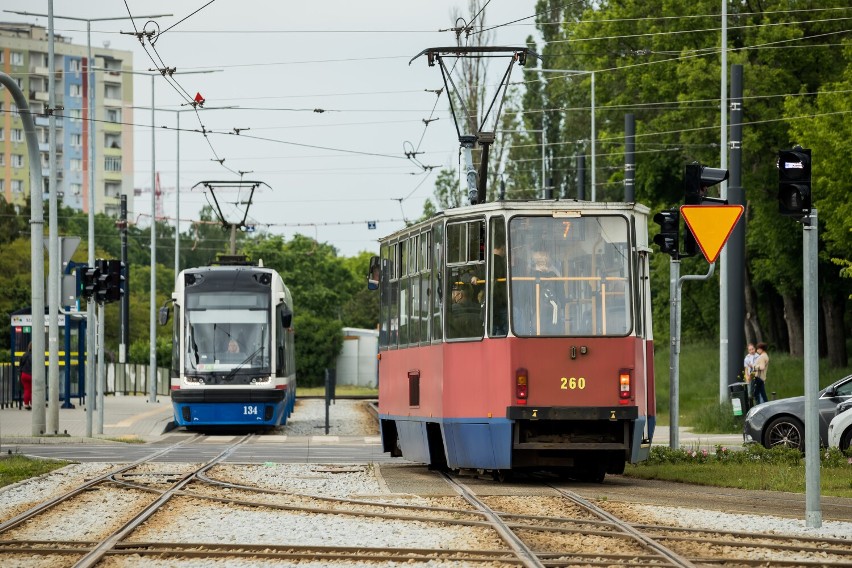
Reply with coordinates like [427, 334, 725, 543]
[560, 377, 586, 390]
[243, 405, 259, 415]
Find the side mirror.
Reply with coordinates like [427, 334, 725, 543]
[367, 255, 381, 291]
[281, 306, 293, 329]
[158, 305, 170, 326]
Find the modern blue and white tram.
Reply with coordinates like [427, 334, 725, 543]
[161, 264, 296, 428]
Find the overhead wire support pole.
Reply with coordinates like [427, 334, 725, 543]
[0, 73, 44, 434]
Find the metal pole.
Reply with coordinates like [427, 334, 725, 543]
[47, 0, 60, 435]
[149, 74, 158, 403]
[624, 113, 635, 203]
[669, 259, 680, 449]
[541, 129, 546, 199]
[96, 302, 105, 434]
[175, 112, 180, 276]
[120, 195, 128, 363]
[86, 18, 96, 437]
[590, 71, 596, 202]
[726, 65, 745, 401]
[0, 72, 45, 434]
[719, 0, 730, 406]
[804, 209, 821, 528]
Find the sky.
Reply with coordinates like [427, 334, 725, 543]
[3, 0, 540, 258]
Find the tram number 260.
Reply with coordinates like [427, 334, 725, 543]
[560, 377, 586, 390]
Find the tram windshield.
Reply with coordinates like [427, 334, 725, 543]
[184, 291, 271, 373]
[509, 215, 632, 337]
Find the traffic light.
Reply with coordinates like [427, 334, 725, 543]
[653, 209, 680, 258]
[104, 259, 125, 303]
[778, 147, 811, 219]
[95, 259, 110, 304]
[81, 264, 100, 300]
[683, 162, 729, 256]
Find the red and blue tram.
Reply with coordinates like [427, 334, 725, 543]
[370, 200, 655, 480]
[161, 264, 297, 428]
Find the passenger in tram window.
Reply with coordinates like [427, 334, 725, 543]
[448, 282, 482, 338]
[531, 247, 564, 335]
[227, 338, 241, 354]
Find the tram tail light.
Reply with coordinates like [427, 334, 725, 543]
[516, 368, 528, 405]
[619, 370, 631, 405]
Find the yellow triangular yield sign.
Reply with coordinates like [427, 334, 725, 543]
[680, 205, 744, 263]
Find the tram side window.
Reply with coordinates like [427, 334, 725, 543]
[445, 220, 485, 340]
[489, 218, 508, 337]
[275, 304, 285, 375]
[388, 242, 399, 348]
[431, 223, 444, 341]
[379, 245, 391, 349]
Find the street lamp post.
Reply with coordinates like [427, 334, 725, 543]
[5, 8, 171, 437]
[538, 69, 596, 201]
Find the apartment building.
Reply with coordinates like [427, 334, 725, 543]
[0, 22, 133, 217]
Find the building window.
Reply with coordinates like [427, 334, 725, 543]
[105, 182, 121, 198]
[104, 84, 121, 99]
[69, 59, 82, 73]
[70, 159, 83, 172]
[11, 52, 24, 66]
[0, 180, 4, 192]
[106, 108, 121, 123]
[0, 128, 4, 141]
[71, 133, 82, 147]
[105, 133, 121, 149]
[11, 129, 23, 142]
[12, 155, 24, 168]
[12, 180, 23, 193]
[105, 156, 122, 172]
[69, 109, 81, 123]
[69, 84, 82, 97]
[70, 183, 82, 195]
[0, 154, 4, 166]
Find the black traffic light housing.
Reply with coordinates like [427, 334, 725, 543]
[778, 147, 811, 219]
[104, 259, 125, 304]
[683, 162, 729, 256]
[653, 209, 680, 258]
[82, 264, 100, 300]
[95, 259, 110, 304]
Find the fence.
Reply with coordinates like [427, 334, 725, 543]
[0, 363, 170, 408]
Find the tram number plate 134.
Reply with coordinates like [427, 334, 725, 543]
[243, 405, 259, 415]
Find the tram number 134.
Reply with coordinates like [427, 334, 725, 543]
[560, 377, 586, 390]
[243, 405, 259, 415]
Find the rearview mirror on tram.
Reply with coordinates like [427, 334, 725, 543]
[158, 305, 170, 326]
[367, 255, 381, 291]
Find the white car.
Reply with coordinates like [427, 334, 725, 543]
[828, 400, 852, 451]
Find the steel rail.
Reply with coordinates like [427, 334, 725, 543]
[550, 486, 697, 568]
[442, 472, 546, 568]
[0, 433, 202, 534]
[71, 434, 254, 568]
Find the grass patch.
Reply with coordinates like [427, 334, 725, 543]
[625, 444, 852, 498]
[297, 385, 378, 397]
[656, 342, 852, 433]
[101, 435, 146, 444]
[0, 455, 71, 488]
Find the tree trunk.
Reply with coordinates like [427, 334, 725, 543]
[822, 292, 848, 368]
[743, 266, 763, 345]
[782, 293, 804, 357]
[765, 290, 788, 353]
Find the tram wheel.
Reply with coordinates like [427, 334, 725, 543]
[491, 469, 513, 483]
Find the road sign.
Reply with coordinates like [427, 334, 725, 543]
[679, 205, 744, 263]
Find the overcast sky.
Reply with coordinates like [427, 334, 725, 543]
[4, 0, 540, 258]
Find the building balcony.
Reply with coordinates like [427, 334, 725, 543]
[35, 115, 50, 127]
[103, 98, 123, 108]
[35, 91, 50, 102]
[33, 66, 49, 76]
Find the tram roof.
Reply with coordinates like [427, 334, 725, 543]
[379, 199, 650, 243]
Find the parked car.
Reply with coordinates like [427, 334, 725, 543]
[743, 374, 852, 450]
[827, 399, 852, 451]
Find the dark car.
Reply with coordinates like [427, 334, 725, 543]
[743, 374, 852, 450]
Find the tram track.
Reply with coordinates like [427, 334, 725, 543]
[1, 455, 850, 567]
